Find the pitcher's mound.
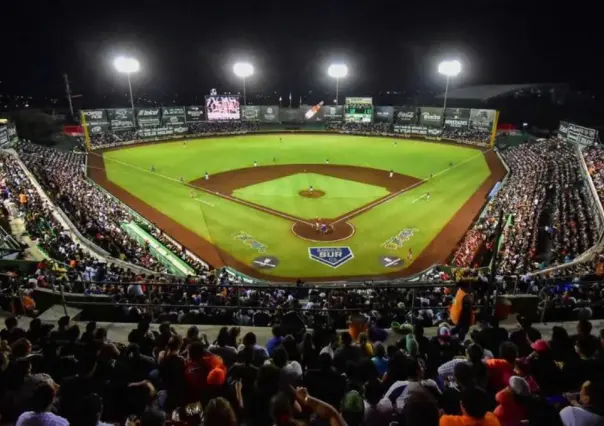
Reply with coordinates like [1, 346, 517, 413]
[299, 189, 325, 198]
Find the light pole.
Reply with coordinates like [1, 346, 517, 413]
[328, 64, 348, 105]
[233, 62, 254, 106]
[438, 60, 461, 114]
[114, 56, 140, 120]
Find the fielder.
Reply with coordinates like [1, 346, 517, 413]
[309, 185, 314, 194]
[425, 192, 430, 201]
[254, 161, 258, 167]
[325, 159, 330, 164]
[407, 248, 413, 262]
[280, 137, 283, 143]
[189, 189, 195, 198]
[180, 177, 184, 184]
[151, 165, 156, 172]
[389, 170, 394, 178]
[205, 172, 209, 181]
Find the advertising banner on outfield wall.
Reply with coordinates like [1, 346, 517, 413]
[393, 124, 428, 136]
[82, 109, 108, 126]
[241, 106, 260, 121]
[162, 106, 186, 126]
[321, 105, 344, 121]
[394, 107, 418, 125]
[419, 107, 444, 128]
[374, 106, 394, 123]
[241, 106, 280, 122]
[136, 108, 162, 127]
[301, 104, 325, 122]
[469, 109, 496, 131]
[260, 106, 279, 122]
[444, 108, 470, 128]
[138, 126, 188, 139]
[279, 108, 304, 123]
[107, 108, 135, 130]
[185, 105, 204, 122]
[88, 123, 111, 134]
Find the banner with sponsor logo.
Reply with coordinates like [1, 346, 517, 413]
[393, 124, 428, 136]
[374, 106, 394, 123]
[566, 122, 598, 146]
[419, 107, 443, 128]
[0, 125, 8, 147]
[444, 108, 470, 128]
[345, 97, 373, 123]
[162, 106, 186, 126]
[107, 108, 135, 130]
[242, 105, 280, 122]
[301, 103, 325, 122]
[241, 106, 261, 121]
[394, 107, 418, 125]
[88, 123, 111, 134]
[279, 108, 304, 123]
[185, 105, 204, 122]
[321, 105, 344, 121]
[260, 106, 279, 122]
[82, 109, 108, 126]
[137, 126, 188, 139]
[137, 108, 162, 127]
[469, 109, 496, 131]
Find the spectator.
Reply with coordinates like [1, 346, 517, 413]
[440, 386, 500, 426]
[16, 382, 68, 426]
[559, 380, 604, 426]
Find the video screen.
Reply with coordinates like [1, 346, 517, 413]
[344, 97, 373, 123]
[205, 96, 241, 120]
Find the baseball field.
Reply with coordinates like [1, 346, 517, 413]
[87, 134, 506, 281]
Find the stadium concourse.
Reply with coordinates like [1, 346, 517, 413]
[2, 121, 604, 424]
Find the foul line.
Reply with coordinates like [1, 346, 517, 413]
[331, 148, 493, 225]
[92, 152, 314, 226]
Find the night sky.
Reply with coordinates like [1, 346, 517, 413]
[0, 0, 601, 107]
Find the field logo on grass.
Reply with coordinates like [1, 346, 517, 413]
[382, 228, 418, 250]
[308, 247, 354, 268]
[233, 231, 268, 253]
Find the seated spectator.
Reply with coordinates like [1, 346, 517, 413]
[440, 386, 500, 426]
[16, 382, 68, 426]
[559, 380, 604, 426]
[486, 342, 519, 392]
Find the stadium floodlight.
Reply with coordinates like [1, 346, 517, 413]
[233, 62, 254, 105]
[114, 56, 140, 119]
[438, 60, 461, 115]
[328, 64, 348, 105]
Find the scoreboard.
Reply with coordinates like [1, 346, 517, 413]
[344, 97, 373, 123]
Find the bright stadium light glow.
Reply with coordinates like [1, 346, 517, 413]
[233, 62, 254, 105]
[328, 64, 348, 79]
[114, 56, 140, 74]
[328, 64, 348, 105]
[438, 60, 462, 120]
[233, 62, 254, 78]
[113, 56, 140, 124]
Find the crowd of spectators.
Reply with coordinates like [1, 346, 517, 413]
[1, 309, 604, 426]
[326, 122, 392, 134]
[453, 140, 598, 275]
[441, 127, 491, 147]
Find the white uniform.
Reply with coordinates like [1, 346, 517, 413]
[389, 171, 394, 178]
[254, 161, 257, 167]
[205, 173, 209, 181]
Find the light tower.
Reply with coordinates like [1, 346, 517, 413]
[438, 60, 461, 113]
[327, 64, 348, 105]
[114, 56, 140, 121]
[233, 62, 254, 105]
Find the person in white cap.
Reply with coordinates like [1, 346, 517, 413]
[389, 170, 394, 178]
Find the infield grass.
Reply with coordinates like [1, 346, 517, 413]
[102, 134, 491, 279]
[232, 173, 389, 219]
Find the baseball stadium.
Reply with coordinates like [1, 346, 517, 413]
[82, 100, 504, 283]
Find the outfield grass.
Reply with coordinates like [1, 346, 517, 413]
[232, 172, 390, 220]
[103, 134, 491, 279]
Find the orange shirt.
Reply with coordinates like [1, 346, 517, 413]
[440, 412, 501, 426]
[19, 193, 28, 205]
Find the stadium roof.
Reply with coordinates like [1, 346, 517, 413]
[436, 83, 567, 101]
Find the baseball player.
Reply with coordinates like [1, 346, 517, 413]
[280, 137, 283, 143]
[151, 165, 156, 172]
[183, 141, 187, 147]
[254, 161, 258, 167]
[309, 185, 314, 194]
[180, 177, 184, 184]
[425, 192, 430, 201]
[315, 218, 320, 231]
[190, 189, 195, 198]
[205, 172, 209, 181]
[449, 161, 454, 168]
[321, 223, 328, 235]
[273, 157, 277, 163]
[407, 248, 413, 262]
[389, 170, 394, 178]
[325, 159, 330, 165]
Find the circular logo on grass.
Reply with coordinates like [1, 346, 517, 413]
[252, 256, 280, 269]
[379, 255, 403, 268]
